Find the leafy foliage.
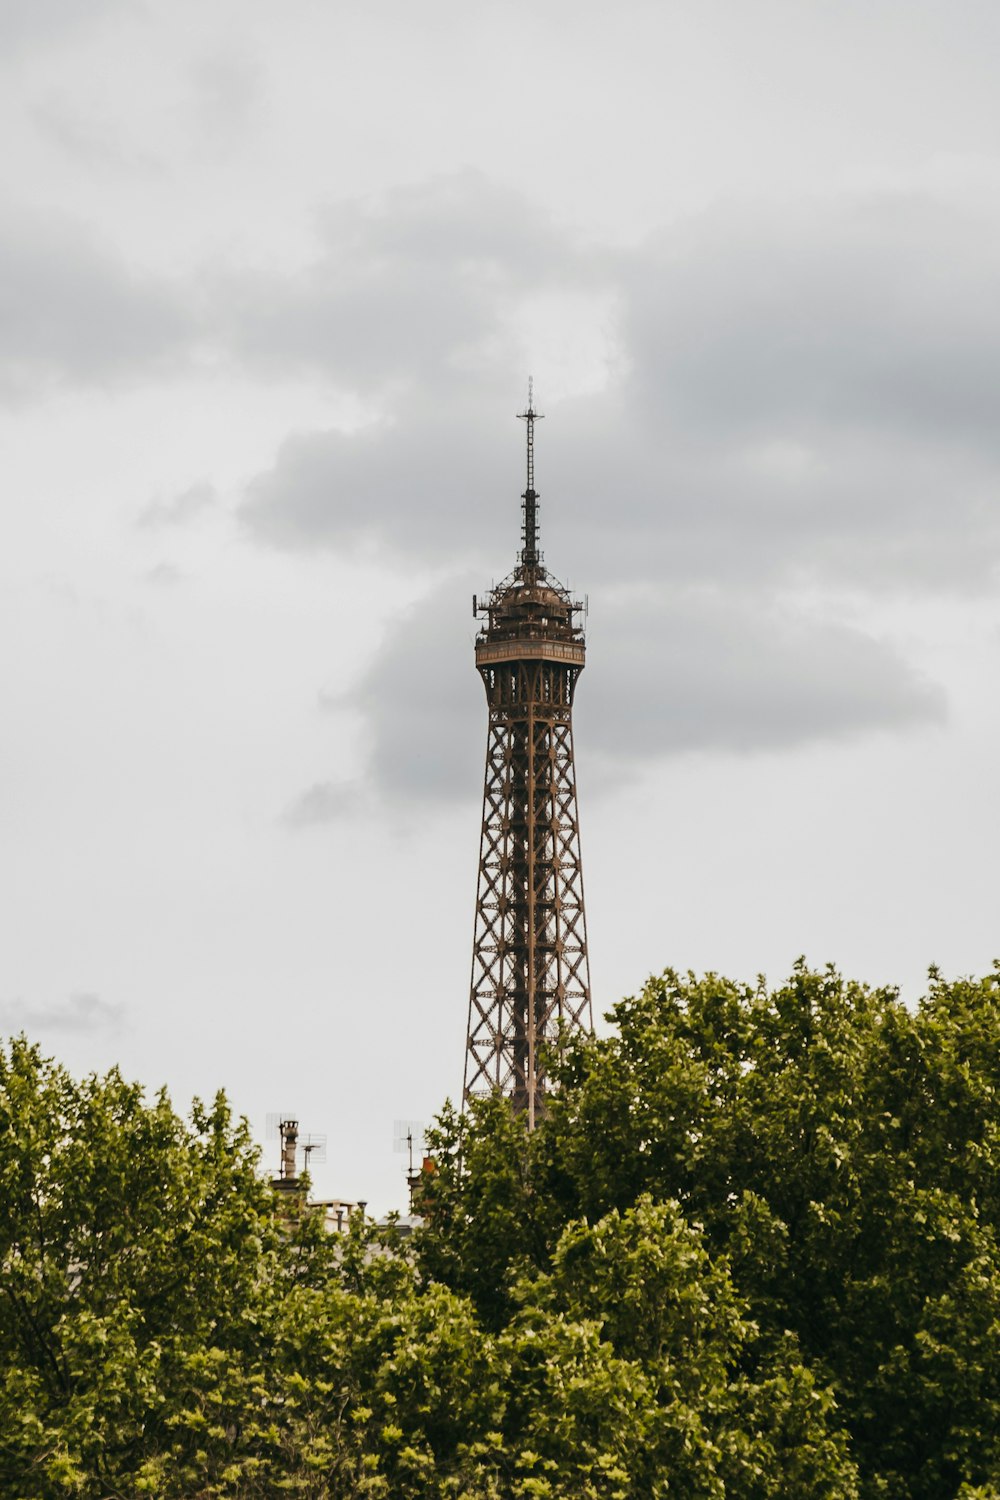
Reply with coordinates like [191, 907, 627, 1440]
[4, 963, 1000, 1495]
[421, 961, 1000, 1499]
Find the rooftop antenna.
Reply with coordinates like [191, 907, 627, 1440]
[394, 1118, 424, 1210]
[267, 1112, 325, 1186]
[517, 377, 543, 570]
[301, 1133, 327, 1174]
[265, 1113, 300, 1183]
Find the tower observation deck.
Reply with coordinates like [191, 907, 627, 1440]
[464, 384, 593, 1129]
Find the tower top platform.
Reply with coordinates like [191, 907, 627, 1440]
[473, 383, 585, 670]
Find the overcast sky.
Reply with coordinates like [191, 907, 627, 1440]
[3, 0, 1000, 1209]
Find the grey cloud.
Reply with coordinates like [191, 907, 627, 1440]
[242, 372, 1000, 597]
[242, 399, 519, 564]
[0, 171, 594, 412]
[144, 562, 183, 587]
[286, 582, 483, 818]
[282, 780, 368, 828]
[1, 165, 994, 603]
[583, 588, 946, 759]
[237, 179, 1000, 598]
[627, 197, 1000, 446]
[0, 160, 955, 792]
[8, 167, 995, 603]
[233, 176, 605, 558]
[0, 214, 197, 399]
[321, 579, 944, 808]
[192, 47, 264, 151]
[139, 481, 217, 528]
[216, 171, 601, 389]
[240, 174, 973, 794]
[31, 97, 167, 176]
[345, 585, 483, 806]
[548, 398, 1000, 594]
[598, 195, 1000, 591]
[0, 991, 124, 1034]
[0, 0, 121, 56]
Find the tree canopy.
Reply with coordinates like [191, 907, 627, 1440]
[421, 961, 1000, 1500]
[3, 963, 1000, 1497]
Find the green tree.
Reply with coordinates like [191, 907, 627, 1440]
[0, 1043, 503, 1496]
[0, 1036, 279, 1495]
[415, 1189, 856, 1498]
[8, 962, 1000, 1498]
[419, 962, 1000, 1499]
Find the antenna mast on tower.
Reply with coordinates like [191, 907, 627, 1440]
[518, 376, 543, 569]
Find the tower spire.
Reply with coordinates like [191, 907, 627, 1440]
[517, 377, 543, 569]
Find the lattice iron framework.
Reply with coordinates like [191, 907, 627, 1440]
[464, 383, 592, 1129]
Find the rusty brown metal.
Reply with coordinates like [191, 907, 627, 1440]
[464, 386, 593, 1129]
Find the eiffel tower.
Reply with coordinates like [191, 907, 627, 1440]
[464, 384, 593, 1128]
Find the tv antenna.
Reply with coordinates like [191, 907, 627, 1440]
[266, 1112, 325, 1181]
[393, 1119, 424, 1180]
[301, 1133, 327, 1171]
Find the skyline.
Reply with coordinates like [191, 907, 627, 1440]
[3, 2, 1000, 1208]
